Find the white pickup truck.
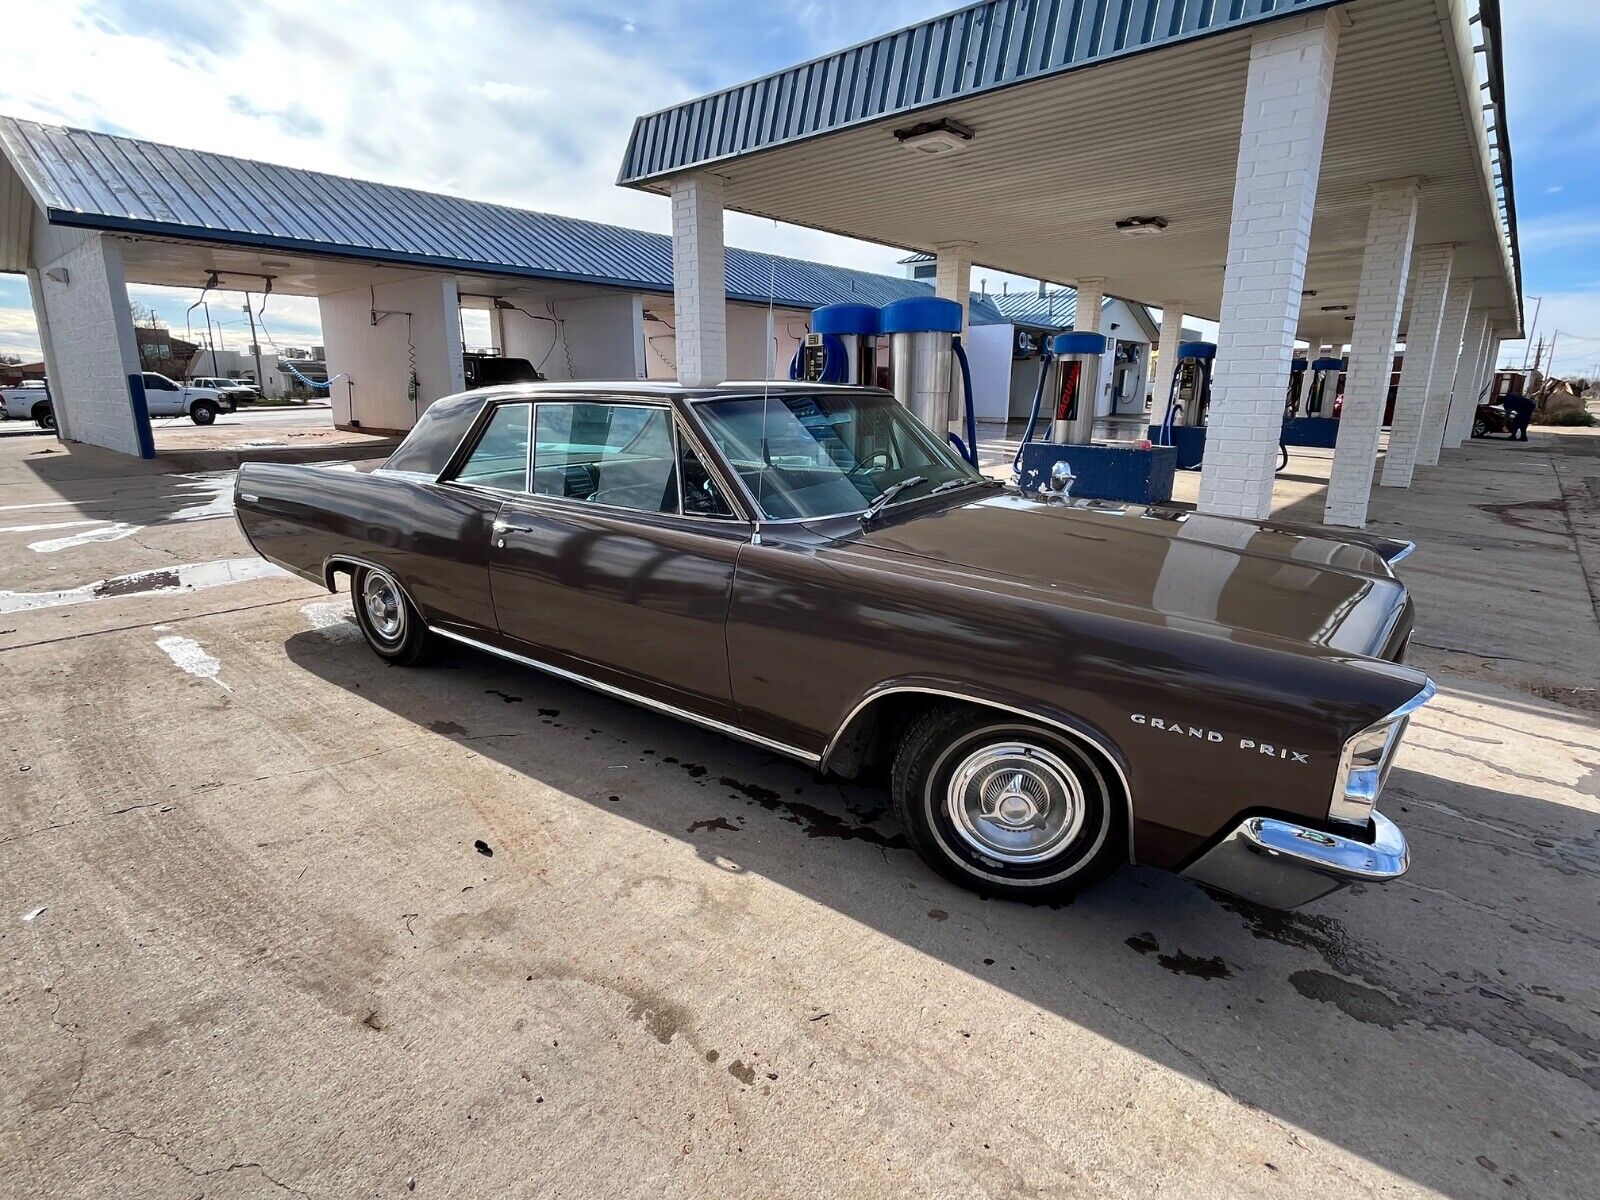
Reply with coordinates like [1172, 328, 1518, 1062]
[0, 381, 53, 427]
[141, 373, 231, 424]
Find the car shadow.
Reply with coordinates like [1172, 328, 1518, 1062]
[283, 627, 1600, 1199]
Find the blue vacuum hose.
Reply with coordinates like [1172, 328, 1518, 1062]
[950, 336, 978, 467]
[1013, 349, 1054, 476]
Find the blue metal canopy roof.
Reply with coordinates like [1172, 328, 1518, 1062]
[0, 116, 1005, 321]
[619, 0, 1343, 187]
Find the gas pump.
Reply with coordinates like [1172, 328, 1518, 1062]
[1156, 341, 1216, 442]
[1285, 357, 1309, 417]
[1305, 356, 1343, 416]
[876, 296, 979, 464]
[789, 303, 880, 385]
[1281, 355, 1345, 449]
[1047, 332, 1107, 445]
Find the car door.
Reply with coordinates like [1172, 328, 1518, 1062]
[483, 397, 750, 719]
[141, 374, 180, 415]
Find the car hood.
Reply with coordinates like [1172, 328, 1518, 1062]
[841, 491, 1408, 657]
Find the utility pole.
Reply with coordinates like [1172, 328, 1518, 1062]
[1546, 330, 1559, 379]
[1531, 335, 1545, 374]
[1522, 296, 1543, 369]
[243, 294, 265, 396]
[203, 302, 220, 377]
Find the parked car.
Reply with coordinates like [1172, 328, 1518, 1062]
[463, 354, 542, 390]
[190, 376, 259, 405]
[1472, 402, 1514, 438]
[1, 381, 52, 427]
[141, 373, 230, 423]
[236, 382, 1429, 910]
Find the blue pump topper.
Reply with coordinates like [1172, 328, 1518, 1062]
[879, 296, 963, 334]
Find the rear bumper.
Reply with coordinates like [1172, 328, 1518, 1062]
[1180, 811, 1409, 909]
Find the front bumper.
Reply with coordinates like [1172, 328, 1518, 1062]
[1181, 811, 1409, 909]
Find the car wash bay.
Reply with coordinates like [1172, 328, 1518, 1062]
[0, 115, 999, 456]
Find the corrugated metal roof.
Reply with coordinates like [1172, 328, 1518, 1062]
[619, 0, 1343, 185]
[0, 116, 1006, 321]
[985, 288, 1086, 329]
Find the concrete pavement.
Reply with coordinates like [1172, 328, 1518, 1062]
[2, 427, 1597, 1198]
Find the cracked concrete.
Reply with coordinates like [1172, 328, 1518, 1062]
[2, 429, 1598, 1198]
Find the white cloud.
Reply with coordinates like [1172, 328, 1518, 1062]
[0, 307, 42, 358]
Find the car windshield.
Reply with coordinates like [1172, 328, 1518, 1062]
[692, 391, 981, 521]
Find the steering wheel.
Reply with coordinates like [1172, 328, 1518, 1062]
[846, 451, 889, 480]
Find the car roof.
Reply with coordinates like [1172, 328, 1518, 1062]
[463, 379, 887, 403]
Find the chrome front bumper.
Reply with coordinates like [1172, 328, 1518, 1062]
[1181, 811, 1410, 910]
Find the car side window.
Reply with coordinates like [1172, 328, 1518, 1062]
[678, 436, 736, 518]
[142, 374, 175, 391]
[454, 403, 531, 491]
[533, 402, 678, 515]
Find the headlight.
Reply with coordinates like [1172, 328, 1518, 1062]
[1331, 679, 1435, 826]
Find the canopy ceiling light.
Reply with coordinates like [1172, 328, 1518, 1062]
[1115, 215, 1169, 238]
[892, 118, 974, 156]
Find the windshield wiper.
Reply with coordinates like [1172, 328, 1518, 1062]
[926, 476, 997, 498]
[860, 476, 927, 525]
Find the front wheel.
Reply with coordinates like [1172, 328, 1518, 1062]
[891, 705, 1125, 903]
[351, 565, 434, 665]
[190, 400, 218, 425]
[1471, 419, 1487, 438]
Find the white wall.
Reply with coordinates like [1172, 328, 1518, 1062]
[551, 293, 645, 380]
[319, 273, 465, 432]
[727, 303, 773, 379]
[496, 303, 570, 379]
[967, 323, 1016, 423]
[29, 220, 145, 455]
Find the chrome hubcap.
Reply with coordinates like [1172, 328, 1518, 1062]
[361, 572, 404, 642]
[946, 742, 1084, 864]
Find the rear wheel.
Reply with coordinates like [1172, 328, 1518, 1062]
[190, 400, 218, 425]
[351, 565, 434, 665]
[1471, 418, 1487, 438]
[33, 402, 54, 430]
[891, 705, 1125, 903]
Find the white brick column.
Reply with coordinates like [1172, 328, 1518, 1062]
[1151, 300, 1186, 418]
[1198, 12, 1340, 520]
[29, 228, 147, 456]
[670, 174, 727, 388]
[1073, 277, 1106, 333]
[1442, 313, 1491, 448]
[934, 243, 974, 337]
[1380, 243, 1455, 487]
[1416, 276, 1473, 466]
[1324, 182, 1419, 528]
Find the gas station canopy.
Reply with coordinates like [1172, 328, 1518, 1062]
[619, 0, 1520, 340]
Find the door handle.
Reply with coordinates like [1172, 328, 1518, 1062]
[492, 516, 537, 548]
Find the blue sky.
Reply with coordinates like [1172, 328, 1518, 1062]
[1, 1, 1595, 375]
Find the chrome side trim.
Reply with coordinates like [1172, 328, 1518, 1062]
[1388, 540, 1417, 565]
[427, 626, 821, 767]
[820, 685, 1137, 864]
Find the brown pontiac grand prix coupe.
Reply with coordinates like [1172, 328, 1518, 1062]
[236, 382, 1430, 910]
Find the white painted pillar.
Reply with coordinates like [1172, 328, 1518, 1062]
[1442, 313, 1491, 448]
[1199, 12, 1340, 520]
[934, 243, 974, 338]
[1416, 276, 1473, 467]
[1380, 243, 1455, 487]
[29, 227, 146, 456]
[670, 174, 727, 388]
[1073, 277, 1106, 333]
[1324, 181, 1419, 528]
[1152, 300, 1186, 419]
